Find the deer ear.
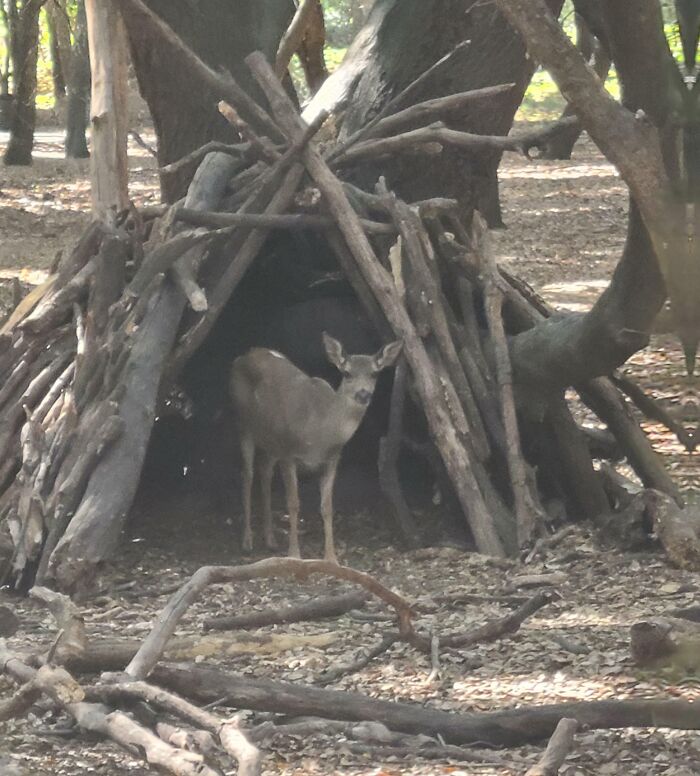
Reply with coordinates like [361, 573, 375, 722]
[323, 332, 347, 370]
[373, 340, 403, 371]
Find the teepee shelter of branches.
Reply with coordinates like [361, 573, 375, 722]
[0, 0, 698, 594]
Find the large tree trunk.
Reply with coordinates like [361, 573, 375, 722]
[62, 0, 90, 159]
[306, 0, 564, 226]
[120, 0, 294, 201]
[3, 0, 43, 166]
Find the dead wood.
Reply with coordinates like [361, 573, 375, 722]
[525, 717, 578, 776]
[28, 586, 87, 661]
[0, 677, 41, 722]
[475, 213, 541, 546]
[275, 0, 319, 80]
[124, 558, 415, 680]
[343, 741, 507, 765]
[357, 84, 516, 143]
[630, 617, 700, 677]
[296, 0, 328, 93]
[403, 591, 554, 652]
[218, 100, 281, 163]
[645, 490, 700, 571]
[47, 151, 239, 593]
[335, 122, 535, 167]
[377, 355, 421, 547]
[612, 373, 695, 452]
[89, 680, 261, 775]
[160, 140, 250, 176]
[578, 378, 682, 503]
[378, 181, 490, 461]
[244, 51, 505, 557]
[0, 641, 219, 776]
[249, 717, 506, 764]
[65, 632, 341, 674]
[153, 662, 700, 746]
[174, 206, 396, 234]
[317, 39, 472, 152]
[202, 589, 367, 631]
[318, 632, 399, 685]
[506, 573, 568, 591]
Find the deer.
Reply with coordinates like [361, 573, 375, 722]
[230, 333, 403, 563]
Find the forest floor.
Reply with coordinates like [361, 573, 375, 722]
[0, 129, 698, 776]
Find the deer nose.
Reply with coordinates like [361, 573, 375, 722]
[354, 388, 372, 405]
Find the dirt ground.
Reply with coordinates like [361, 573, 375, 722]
[0, 129, 698, 776]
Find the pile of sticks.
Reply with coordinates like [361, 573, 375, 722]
[0, 36, 688, 589]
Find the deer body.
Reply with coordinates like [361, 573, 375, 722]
[230, 335, 402, 563]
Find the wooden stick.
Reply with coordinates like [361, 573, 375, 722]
[525, 717, 578, 776]
[335, 122, 534, 166]
[0, 642, 215, 776]
[612, 373, 695, 451]
[174, 206, 396, 234]
[160, 140, 250, 176]
[90, 681, 261, 776]
[202, 589, 367, 631]
[275, 0, 318, 78]
[356, 84, 516, 143]
[218, 100, 281, 163]
[377, 356, 420, 547]
[475, 213, 541, 546]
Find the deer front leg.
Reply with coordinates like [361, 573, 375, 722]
[259, 453, 278, 551]
[281, 459, 301, 559]
[319, 455, 340, 564]
[240, 436, 255, 553]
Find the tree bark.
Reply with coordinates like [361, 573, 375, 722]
[49, 153, 239, 594]
[120, 0, 294, 201]
[154, 663, 700, 747]
[3, 0, 44, 166]
[85, 0, 129, 217]
[64, 0, 90, 159]
[305, 0, 564, 225]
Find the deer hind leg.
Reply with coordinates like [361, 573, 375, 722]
[259, 453, 278, 551]
[319, 455, 340, 564]
[240, 435, 255, 553]
[280, 459, 301, 559]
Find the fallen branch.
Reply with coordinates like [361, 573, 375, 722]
[612, 373, 695, 452]
[153, 662, 700, 746]
[203, 589, 367, 631]
[0, 642, 215, 776]
[318, 632, 399, 685]
[525, 717, 578, 776]
[91, 679, 261, 776]
[124, 558, 415, 680]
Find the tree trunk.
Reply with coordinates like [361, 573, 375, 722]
[306, 0, 563, 226]
[64, 0, 90, 159]
[46, 0, 66, 103]
[3, 0, 43, 166]
[85, 0, 129, 217]
[540, 13, 611, 160]
[120, 0, 294, 201]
